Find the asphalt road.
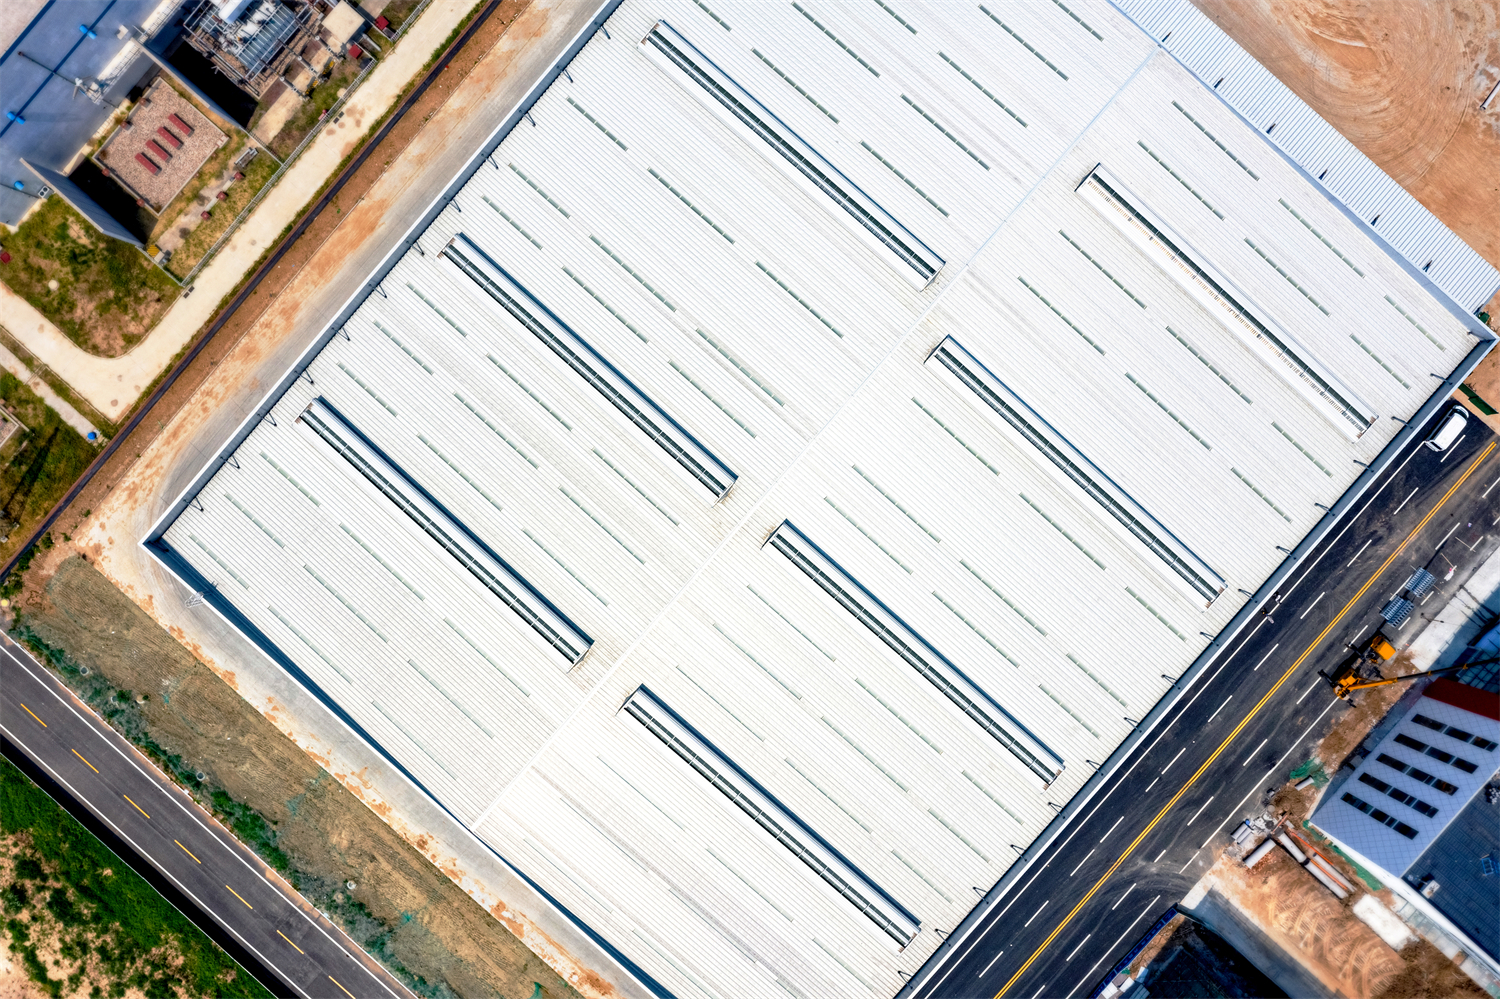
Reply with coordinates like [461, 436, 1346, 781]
[913, 410, 1500, 999]
[0, 637, 416, 999]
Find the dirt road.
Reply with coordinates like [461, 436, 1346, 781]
[38, 0, 633, 994]
[16, 555, 576, 999]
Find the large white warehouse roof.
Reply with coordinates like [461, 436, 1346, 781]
[148, 1, 1493, 995]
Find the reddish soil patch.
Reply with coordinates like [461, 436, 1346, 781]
[35, 0, 535, 549]
[1191, 0, 1500, 272]
[1192, 1, 1500, 422]
[1206, 848, 1405, 996]
[1374, 938, 1488, 999]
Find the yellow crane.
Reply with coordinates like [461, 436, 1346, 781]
[1325, 661, 1476, 700]
[1317, 626, 1496, 700]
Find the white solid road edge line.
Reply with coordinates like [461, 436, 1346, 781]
[1072, 895, 1163, 997]
[0, 709, 309, 998]
[2, 641, 406, 999]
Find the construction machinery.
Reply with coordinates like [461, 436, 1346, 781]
[1321, 659, 1478, 701]
[1316, 566, 1470, 700]
[1318, 626, 1399, 698]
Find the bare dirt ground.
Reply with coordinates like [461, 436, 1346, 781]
[1199, 843, 1485, 999]
[0, 935, 44, 999]
[1192, 0, 1500, 273]
[16, 555, 576, 999]
[1191, 659, 1495, 999]
[1374, 938, 1491, 999]
[1192, 0, 1500, 426]
[1304, 651, 1415, 780]
[1201, 847, 1405, 996]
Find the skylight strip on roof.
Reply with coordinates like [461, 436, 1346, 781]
[297, 398, 592, 665]
[621, 685, 920, 947]
[442, 234, 737, 501]
[1077, 164, 1375, 438]
[639, 20, 943, 290]
[766, 520, 1062, 785]
[927, 337, 1225, 606]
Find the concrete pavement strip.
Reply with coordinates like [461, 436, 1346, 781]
[0, 331, 99, 439]
[75, 2, 643, 995]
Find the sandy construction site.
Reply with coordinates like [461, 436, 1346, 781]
[1191, 0, 1500, 441]
[1192, 0, 1500, 298]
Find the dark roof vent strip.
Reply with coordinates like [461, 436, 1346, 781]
[297, 399, 592, 665]
[927, 337, 1225, 606]
[640, 21, 943, 290]
[622, 686, 919, 945]
[1078, 165, 1374, 439]
[442, 234, 736, 501]
[766, 521, 1062, 785]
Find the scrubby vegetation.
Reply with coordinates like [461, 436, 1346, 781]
[10, 620, 482, 998]
[0, 370, 97, 565]
[0, 197, 178, 356]
[165, 151, 279, 279]
[0, 756, 271, 998]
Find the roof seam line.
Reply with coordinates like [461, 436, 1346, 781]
[464, 39, 1163, 832]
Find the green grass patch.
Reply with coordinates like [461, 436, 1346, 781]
[1301, 821, 1383, 890]
[1459, 383, 1498, 416]
[166, 151, 279, 279]
[147, 122, 249, 245]
[379, 0, 425, 33]
[8, 618, 486, 999]
[0, 196, 179, 356]
[0, 371, 96, 565]
[0, 327, 113, 437]
[1, 755, 273, 997]
[4, 624, 290, 876]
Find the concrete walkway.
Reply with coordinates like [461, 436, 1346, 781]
[1405, 543, 1500, 667]
[0, 329, 100, 440]
[0, 0, 479, 423]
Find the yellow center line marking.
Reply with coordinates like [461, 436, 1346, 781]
[174, 839, 201, 864]
[328, 975, 356, 998]
[226, 884, 254, 909]
[71, 748, 99, 773]
[997, 441, 1495, 997]
[276, 929, 305, 954]
[20, 703, 46, 727]
[122, 794, 150, 819]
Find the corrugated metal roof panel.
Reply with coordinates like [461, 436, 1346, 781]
[1112, 0, 1500, 312]
[148, 1, 1493, 993]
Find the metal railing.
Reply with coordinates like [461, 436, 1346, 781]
[171, 0, 455, 286]
[386, 0, 440, 43]
[173, 54, 379, 286]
